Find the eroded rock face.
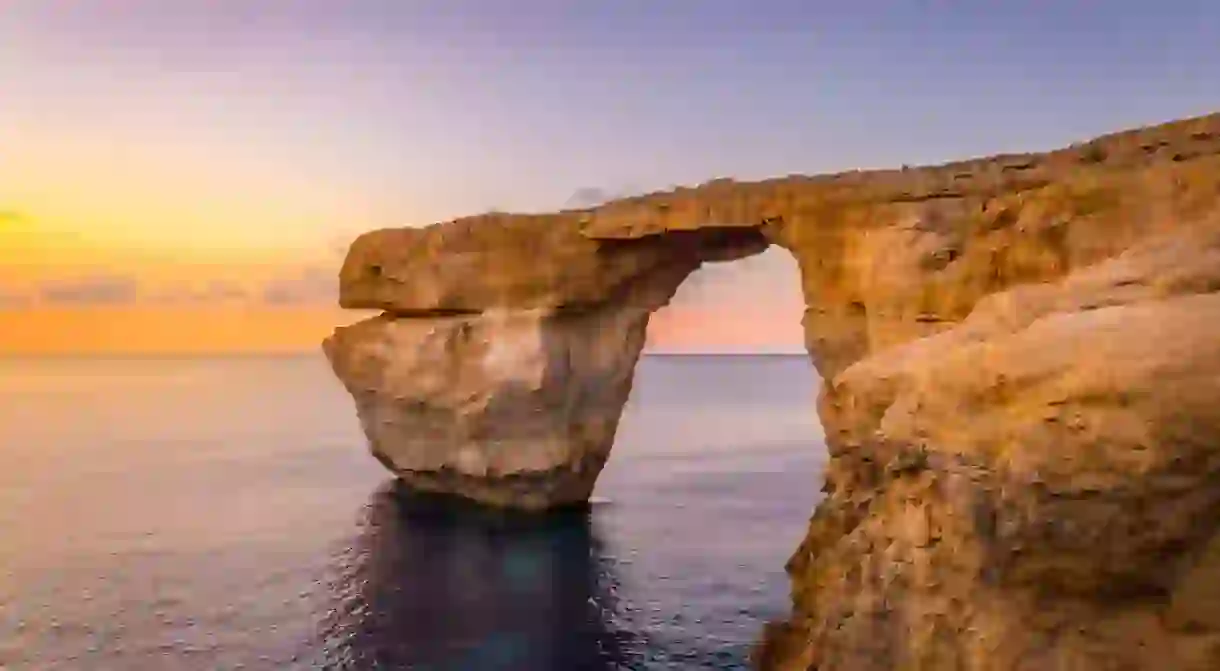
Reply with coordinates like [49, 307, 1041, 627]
[338, 212, 768, 313]
[324, 111, 1220, 668]
[325, 221, 752, 509]
[324, 307, 652, 510]
[758, 224, 1220, 670]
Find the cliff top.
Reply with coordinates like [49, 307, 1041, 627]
[577, 112, 1220, 239]
[337, 111, 1219, 314]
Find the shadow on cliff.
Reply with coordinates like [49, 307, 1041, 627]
[315, 480, 638, 670]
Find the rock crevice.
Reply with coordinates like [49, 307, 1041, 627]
[324, 112, 1220, 669]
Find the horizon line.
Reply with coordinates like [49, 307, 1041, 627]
[0, 349, 809, 360]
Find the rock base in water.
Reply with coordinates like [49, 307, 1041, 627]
[324, 305, 656, 510]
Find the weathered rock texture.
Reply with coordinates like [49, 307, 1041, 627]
[325, 112, 1220, 668]
[327, 223, 767, 509]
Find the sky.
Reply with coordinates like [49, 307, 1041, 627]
[1, 0, 1217, 354]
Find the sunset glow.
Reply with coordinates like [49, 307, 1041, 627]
[2, 1, 1215, 354]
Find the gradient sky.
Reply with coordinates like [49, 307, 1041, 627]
[1, 1, 1217, 353]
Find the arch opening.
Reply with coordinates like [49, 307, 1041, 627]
[647, 245, 807, 355]
[585, 243, 828, 661]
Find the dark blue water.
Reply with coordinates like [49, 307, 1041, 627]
[0, 354, 824, 670]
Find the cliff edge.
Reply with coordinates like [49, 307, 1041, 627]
[325, 112, 1220, 669]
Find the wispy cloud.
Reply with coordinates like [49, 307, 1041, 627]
[0, 288, 31, 309]
[3, 258, 345, 309]
[564, 185, 643, 209]
[566, 187, 613, 208]
[38, 274, 140, 305]
[150, 281, 248, 305]
[260, 267, 335, 306]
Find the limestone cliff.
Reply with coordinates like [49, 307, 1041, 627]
[325, 112, 1220, 668]
[757, 225, 1220, 670]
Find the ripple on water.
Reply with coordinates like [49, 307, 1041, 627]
[1, 355, 823, 670]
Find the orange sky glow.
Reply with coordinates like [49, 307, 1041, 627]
[0, 303, 803, 356]
[3, 2, 1217, 355]
[0, 3, 809, 356]
[0, 202, 805, 354]
[0, 159, 805, 354]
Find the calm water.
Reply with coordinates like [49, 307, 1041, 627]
[0, 354, 825, 670]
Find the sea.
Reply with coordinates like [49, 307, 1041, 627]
[0, 353, 825, 670]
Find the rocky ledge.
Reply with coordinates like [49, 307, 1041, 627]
[324, 112, 1220, 669]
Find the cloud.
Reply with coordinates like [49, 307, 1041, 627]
[151, 281, 248, 305]
[0, 289, 31, 309]
[567, 187, 612, 208]
[564, 184, 643, 209]
[195, 281, 247, 302]
[38, 274, 139, 305]
[15, 269, 335, 309]
[261, 267, 336, 306]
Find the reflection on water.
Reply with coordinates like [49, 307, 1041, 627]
[0, 354, 823, 670]
[316, 482, 636, 670]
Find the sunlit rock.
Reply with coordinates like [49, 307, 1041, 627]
[324, 112, 1220, 669]
[325, 305, 655, 510]
[325, 218, 763, 510]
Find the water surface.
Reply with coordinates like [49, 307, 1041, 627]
[0, 354, 824, 670]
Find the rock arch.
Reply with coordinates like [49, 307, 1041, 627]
[324, 207, 785, 509]
[325, 113, 1220, 669]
